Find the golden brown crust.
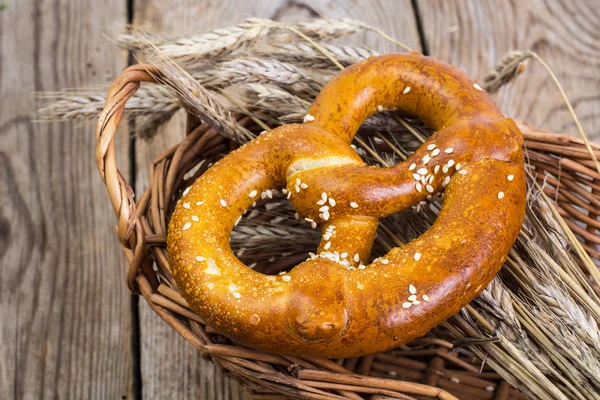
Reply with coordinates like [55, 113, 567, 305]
[167, 53, 526, 357]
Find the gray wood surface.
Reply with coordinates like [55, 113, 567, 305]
[0, 0, 134, 399]
[1, 0, 598, 399]
[419, 0, 599, 141]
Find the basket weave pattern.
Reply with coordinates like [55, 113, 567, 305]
[95, 64, 600, 399]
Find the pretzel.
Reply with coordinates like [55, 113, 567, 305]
[167, 53, 526, 357]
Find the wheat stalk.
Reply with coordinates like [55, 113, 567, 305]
[139, 40, 254, 143]
[119, 18, 367, 62]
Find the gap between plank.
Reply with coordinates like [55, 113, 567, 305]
[411, 0, 430, 55]
[125, 0, 142, 398]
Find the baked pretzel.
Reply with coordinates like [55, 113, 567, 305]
[167, 53, 526, 357]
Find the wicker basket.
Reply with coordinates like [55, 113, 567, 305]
[95, 65, 600, 400]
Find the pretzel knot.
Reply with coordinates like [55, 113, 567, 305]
[167, 53, 526, 357]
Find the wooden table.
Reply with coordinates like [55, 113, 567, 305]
[1, 0, 598, 398]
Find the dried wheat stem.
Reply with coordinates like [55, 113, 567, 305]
[529, 52, 600, 175]
[140, 41, 253, 143]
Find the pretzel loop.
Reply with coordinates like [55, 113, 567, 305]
[167, 53, 526, 357]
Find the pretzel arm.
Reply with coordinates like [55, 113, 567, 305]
[305, 52, 503, 143]
[290, 117, 522, 220]
[336, 156, 526, 357]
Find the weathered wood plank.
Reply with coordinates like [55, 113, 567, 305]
[0, 0, 133, 398]
[131, 1, 420, 398]
[418, 0, 599, 142]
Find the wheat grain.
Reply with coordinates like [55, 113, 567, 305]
[483, 51, 533, 94]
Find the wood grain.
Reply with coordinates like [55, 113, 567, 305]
[131, 1, 420, 398]
[418, 0, 600, 142]
[0, 0, 134, 398]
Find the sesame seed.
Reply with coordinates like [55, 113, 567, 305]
[354, 253, 360, 262]
[305, 217, 314, 222]
[427, 175, 434, 184]
[322, 211, 330, 221]
[266, 189, 273, 199]
[416, 167, 428, 175]
[413, 300, 421, 305]
[507, 175, 514, 181]
[316, 199, 326, 205]
[183, 187, 190, 196]
[182, 222, 192, 231]
[191, 215, 199, 222]
[350, 202, 359, 209]
[303, 114, 315, 122]
[261, 191, 267, 199]
[233, 292, 241, 299]
[195, 256, 205, 262]
[282, 275, 291, 282]
[434, 165, 440, 174]
[235, 216, 242, 226]
[403, 86, 411, 94]
[402, 302, 412, 309]
[220, 199, 227, 207]
[282, 188, 288, 194]
[459, 170, 467, 175]
[409, 284, 417, 294]
[381, 259, 389, 264]
[311, 222, 317, 229]
[249, 190, 258, 198]
[447, 159, 455, 168]
[321, 192, 327, 201]
[422, 294, 430, 302]
[358, 264, 366, 269]
[431, 148, 441, 156]
[196, 201, 204, 206]
[473, 83, 483, 91]
[413, 252, 421, 261]
[444, 148, 454, 154]
[422, 154, 431, 164]
[341, 252, 348, 258]
[416, 183, 422, 192]
[319, 205, 329, 212]
[409, 163, 416, 171]
[295, 185, 300, 193]
[455, 163, 461, 170]
[426, 184, 434, 193]
[294, 213, 299, 220]
[301, 183, 308, 189]
[442, 165, 449, 174]
[183, 202, 191, 209]
[287, 192, 292, 199]
[328, 198, 336, 207]
[296, 178, 301, 185]
[498, 191, 505, 199]
[408, 294, 417, 301]
[413, 173, 421, 181]
[486, 386, 494, 392]
[228, 283, 239, 292]
[377, 105, 384, 112]
[427, 143, 436, 151]
[324, 242, 331, 250]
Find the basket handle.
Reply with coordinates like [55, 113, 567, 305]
[95, 64, 161, 290]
